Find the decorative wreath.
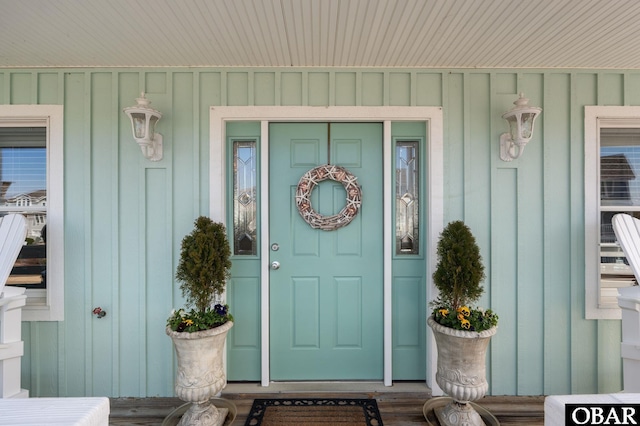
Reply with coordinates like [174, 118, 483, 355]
[295, 164, 362, 231]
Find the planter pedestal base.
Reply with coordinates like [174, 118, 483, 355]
[423, 397, 499, 426]
[178, 401, 227, 426]
[162, 398, 236, 426]
[435, 400, 486, 426]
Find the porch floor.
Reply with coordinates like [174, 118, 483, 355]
[109, 382, 545, 425]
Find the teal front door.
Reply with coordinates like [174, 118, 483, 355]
[269, 122, 384, 380]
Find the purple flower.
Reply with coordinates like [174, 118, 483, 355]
[214, 304, 227, 316]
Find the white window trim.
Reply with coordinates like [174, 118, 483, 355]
[585, 106, 640, 320]
[210, 106, 444, 392]
[0, 105, 64, 321]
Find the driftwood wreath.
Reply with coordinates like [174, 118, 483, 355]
[295, 164, 362, 231]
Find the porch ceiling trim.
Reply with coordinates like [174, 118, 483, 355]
[2, 0, 640, 69]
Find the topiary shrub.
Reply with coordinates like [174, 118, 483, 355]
[430, 220, 497, 332]
[168, 216, 233, 332]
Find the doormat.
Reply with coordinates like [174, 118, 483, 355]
[244, 398, 383, 426]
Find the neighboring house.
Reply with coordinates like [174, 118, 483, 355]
[0, 190, 47, 289]
[5, 191, 47, 240]
[2, 0, 640, 399]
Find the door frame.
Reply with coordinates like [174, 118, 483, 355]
[210, 107, 443, 390]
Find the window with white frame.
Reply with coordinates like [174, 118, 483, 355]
[0, 105, 64, 321]
[585, 106, 640, 319]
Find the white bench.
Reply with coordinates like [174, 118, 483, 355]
[0, 214, 28, 295]
[0, 397, 110, 425]
[613, 214, 640, 393]
[0, 216, 110, 424]
[545, 393, 640, 425]
[0, 214, 28, 398]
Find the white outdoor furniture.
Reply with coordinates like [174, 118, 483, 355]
[0, 397, 110, 425]
[612, 213, 640, 282]
[0, 214, 28, 398]
[545, 393, 640, 426]
[0, 214, 28, 296]
[612, 213, 640, 393]
[546, 215, 640, 424]
[0, 216, 109, 423]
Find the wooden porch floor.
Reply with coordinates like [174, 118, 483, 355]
[109, 382, 545, 425]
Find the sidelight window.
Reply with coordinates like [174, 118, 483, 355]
[232, 140, 257, 255]
[395, 140, 420, 255]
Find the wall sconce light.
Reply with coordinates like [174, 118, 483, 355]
[499, 93, 542, 162]
[123, 92, 163, 161]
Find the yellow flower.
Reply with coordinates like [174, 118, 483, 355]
[438, 309, 449, 317]
[457, 313, 465, 321]
[457, 306, 471, 317]
[460, 319, 471, 329]
[184, 319, 194, 326]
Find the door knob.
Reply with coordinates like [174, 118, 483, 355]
[271, 261, 280, 270]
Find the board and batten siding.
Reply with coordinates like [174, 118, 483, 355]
[0, 68, 630, 397]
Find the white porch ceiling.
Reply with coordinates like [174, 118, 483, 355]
[1, 0, 640, 69]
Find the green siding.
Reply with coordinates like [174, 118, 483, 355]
[0, 67, 629, 397]
[336, 72, 356, 105]
[309, 72, 330, 106]
[572, 73, 599, 393]
[281, 72, 302, 105]
[90, 72, 116, 397]
[63, 71, 89, 397]
[543, 73, 573, 395]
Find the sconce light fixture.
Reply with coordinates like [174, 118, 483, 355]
[499, 93, 542, 162]
[123, 92, 163, 161]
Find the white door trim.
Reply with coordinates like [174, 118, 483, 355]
[210, 106, 443, 390]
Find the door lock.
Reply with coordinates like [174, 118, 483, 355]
[270, 261, 280, 270]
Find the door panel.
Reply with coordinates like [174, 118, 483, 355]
[269, 122, 383, 380]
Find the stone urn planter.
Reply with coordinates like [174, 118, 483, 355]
[166, 217, 234, 425]
[166, 321, 234, 426]
[428, 316, 497, 426]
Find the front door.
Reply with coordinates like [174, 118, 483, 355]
[269, 122, 383, 380]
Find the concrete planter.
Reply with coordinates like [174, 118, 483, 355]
[428, 316, 497, 426]
[166, 321, 233, 426]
